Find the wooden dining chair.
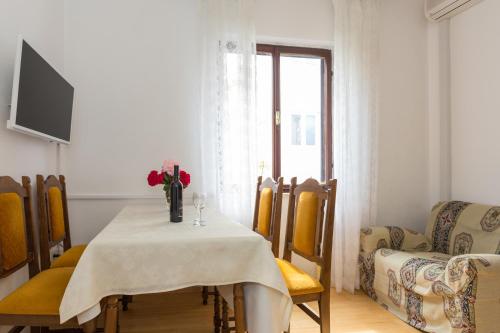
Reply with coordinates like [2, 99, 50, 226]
[218, 176, 284, 332]
[277, 177, 337, 333]
[0, 176, 98, 333]
[36, 175, 86, 271]
[36, 174, 132, 311]
[252, 176, 284, 257]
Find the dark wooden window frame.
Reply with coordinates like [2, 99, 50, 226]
[257, 44, 333, 188]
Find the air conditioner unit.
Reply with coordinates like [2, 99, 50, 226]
[425, 0, 483, 21]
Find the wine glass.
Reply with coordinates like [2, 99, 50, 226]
[197, 192, 207, 226]
[192, 192, 201, 226]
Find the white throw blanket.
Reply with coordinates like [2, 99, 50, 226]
[59, 204, 292, 332]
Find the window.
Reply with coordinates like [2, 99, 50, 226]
[256, 44, 332, 184]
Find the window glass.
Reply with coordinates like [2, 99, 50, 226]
[280, 55, 322, 182]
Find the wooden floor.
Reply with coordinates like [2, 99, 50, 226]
[119, 288, 418, 333]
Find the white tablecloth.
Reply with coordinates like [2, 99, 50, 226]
[59, 204, 292, 332]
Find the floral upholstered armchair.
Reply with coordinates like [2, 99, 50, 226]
[359, 201, 500, 333]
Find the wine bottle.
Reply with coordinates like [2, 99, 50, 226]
[170, 165, 183, 222]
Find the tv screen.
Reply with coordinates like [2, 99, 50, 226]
[8, 38, 74, 144]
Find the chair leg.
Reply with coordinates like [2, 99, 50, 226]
[202, 286, 209, 305]
[222, 299, 229, 333]
[319, 291, 330, 333]
[213, 288, 221, 333]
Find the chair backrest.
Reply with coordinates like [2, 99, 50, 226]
[37, 175, 72, 270]
[0, 176, 39, 278]
[426, 201, 500, 255]
[283, 177, 337, 289]
[252, 176, 284, 257]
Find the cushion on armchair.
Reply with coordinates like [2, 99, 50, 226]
[360, 226, 431, 254]
[426, 201, 500, 255]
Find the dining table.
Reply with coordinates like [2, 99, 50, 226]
[59, 204, 292, 333]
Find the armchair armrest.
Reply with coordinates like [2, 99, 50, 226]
[443, 254, 500, 293]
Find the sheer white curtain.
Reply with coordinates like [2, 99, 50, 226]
[200, 0, 257, 227]
[332, 0, 380, 293]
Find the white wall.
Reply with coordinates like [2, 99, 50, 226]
[376, 0, 431, 231]
[427, 20, 452, 207]
[255, 0, 334, 44]
[0, 1, 65, 331]
[450, 0, 500, 204]
[62, 0, 203, 243]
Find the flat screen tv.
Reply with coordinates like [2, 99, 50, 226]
[7, 37, 74, 144]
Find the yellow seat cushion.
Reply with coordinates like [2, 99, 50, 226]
[51, 244, 87, 268]
[0, 193, 28, 271]
[276, 258, 324, 296]
[48, 187, 66, 242]
[0, 267, 74, 316]
[257, 188, 273, 237]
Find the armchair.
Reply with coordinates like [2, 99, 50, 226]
[359, 201, 500, 333]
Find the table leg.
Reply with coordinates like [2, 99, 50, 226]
[233, 283, 246, 333]
[202, 286, 209, 305]
[82, 318, 97, 333]
[104, 295, 119, 333]
[122, 295, 132, 311]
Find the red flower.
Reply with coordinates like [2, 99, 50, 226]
[147, 170, 164, 186]
[179, 170, 191, 188]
